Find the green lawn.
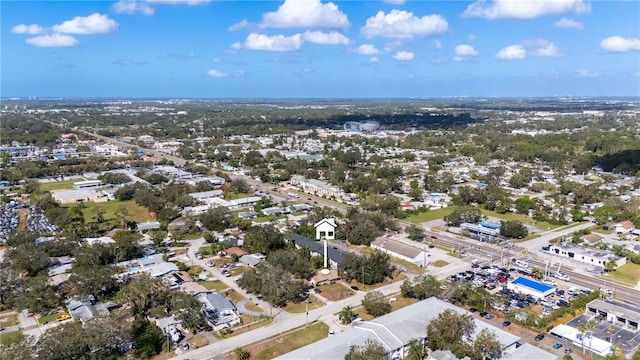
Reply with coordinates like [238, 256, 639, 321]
[249, 322, 329, 360]
[39, 179, 79, 192]
[0, 330, 24, 346]
[479, 209, 534, 225]
[63, 199, 154, 224]
[181, 232, 204, 240]
[601, 263, 640, 286]
[283, 295, 324, 313]
[38, 312, 68, 324]
[407, 207, 456, 224]
[199, 280, 228, 291]
[252, 214, 286, 223]
[432, 260, 449, 267]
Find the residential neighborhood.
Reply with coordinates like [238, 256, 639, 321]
[1, 98, 640, 360]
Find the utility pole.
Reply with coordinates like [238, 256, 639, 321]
[305, 300, 309, 328]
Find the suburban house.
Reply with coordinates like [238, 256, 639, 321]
[371, 237, 430, 267]
[581, 233, 603, 244]
[239, 253, 265, 267]
[614, 220, 635, 234]
[137, 221, 161, 233]
[314, 218, 337, 240]
[285, 233, 346, 269]
[64, 296, 119, 324]
[196, 292, 240, 330]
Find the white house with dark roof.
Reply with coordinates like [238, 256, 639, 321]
[371, 237, 429, 267]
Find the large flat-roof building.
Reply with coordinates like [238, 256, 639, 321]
[507, 276, 556, 299]
[276, 297, 544, 360]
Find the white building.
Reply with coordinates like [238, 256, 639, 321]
[371, 237, 429, 267]
[290, 175, 345, 199]
[545, 243, 627, 268]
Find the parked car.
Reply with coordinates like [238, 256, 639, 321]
[553, 343, 563, 349]
[479, 311, 488, 317]
[182, 343, 190, 351]
[564, 348, 573, 354]
[56, 314, 71, 321]
[484, 313, 495, 320]
[535, 334, 545, 341]
[502, 321, 511, 327]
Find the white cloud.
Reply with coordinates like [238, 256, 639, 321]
[361, 10, 448, 39]
[233, 70, 246, 77]
[370, 56, 380, 63]
[455, 44, 479, 56]
[26, 34, 79, 47]
[355, 44, 380, 55]
[207, 69, 228, 78]
[554, 17, 583, 29]
[463, 0, 590, 19]
[467, 33, 477, 41]
[393, 50, 415, 61]
[600, 36, 640, 53]
[228, 19, 250, 32]
[384, 0, 406, 4]
[533, 41, 563, 57]
[496, 44, 526, 60]
[577, 69, 598, 77]
[433, 39, 442, 49]
[244, 33, 303, 52]
[453, 56, 463, 62]
[113, 59, 149, 65]
[53, 13, 118, 34]
[11, 24, 45, 34]
[302, 31, 349, 45]
[231, 42, 242, 50]
[112, 0, 154, 15]
[261, 0, 349, 30]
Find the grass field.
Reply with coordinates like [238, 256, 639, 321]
[0, 330, 24, 346]
[63, 199, 154, 224]
[283, 295, 324, 313]
[432, 260, 449, 267]
[199, 280, 228, 291]
[352, 294, 415, 321]
[601, 263, 640, 286]
[247, 322, 329, 360]
[407, 207, 456, 224]
[38, 312, 68, 324]
[252, 214, 286, 223]
[317, 282, 355, 301]
[39, 179, 80, 192]
[0, 313, 18, 327]
[479, 209, 534, 225]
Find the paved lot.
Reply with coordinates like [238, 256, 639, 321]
[567, 314, 640, 356]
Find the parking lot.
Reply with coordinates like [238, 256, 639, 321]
[567, 314, 640, 356]
[0, 202, 59, 243]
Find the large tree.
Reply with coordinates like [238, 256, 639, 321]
[499, 220, 528, 239]
[243, 225, 285, 255]
[400, 274, 441, 300]
[444, 206, 483, 226]
[426, 309, 475, 352]
[344, 339, 387, 360]
[361, 291, 391, 317]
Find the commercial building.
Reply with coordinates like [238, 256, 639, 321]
[276, 297, 543, 360]
[545, 243, 626, 268]
[507, 276, 556, 299]
[371, 237, 429, 267]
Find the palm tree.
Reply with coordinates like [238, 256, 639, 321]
[405, 338, 426, 360]
[604, 259, 617, 273]
[578, 322, 587, 354]
[608, 325, 614, 343]
[232, 347, 251, 360]
[338, 305, 355, 325]
[587, 320, 596, 355]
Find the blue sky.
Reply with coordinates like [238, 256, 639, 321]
[2, 0, 639, 98]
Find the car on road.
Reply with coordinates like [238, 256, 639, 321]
[350, 286, 359, 291]
[484, 313, 495, 320]
[479, 311, 488, 317]
[564, 348, 573, 354]
[502, 321, 511, 327]
[535, 334, 545, 341]
[328, 330, 335, 336]
[56, 314, 71, 321]
[469, 307, 477, 313]
[553, 343, 563, 349]
[195, 252, 202, 260]
[182, 343, 190, 351]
